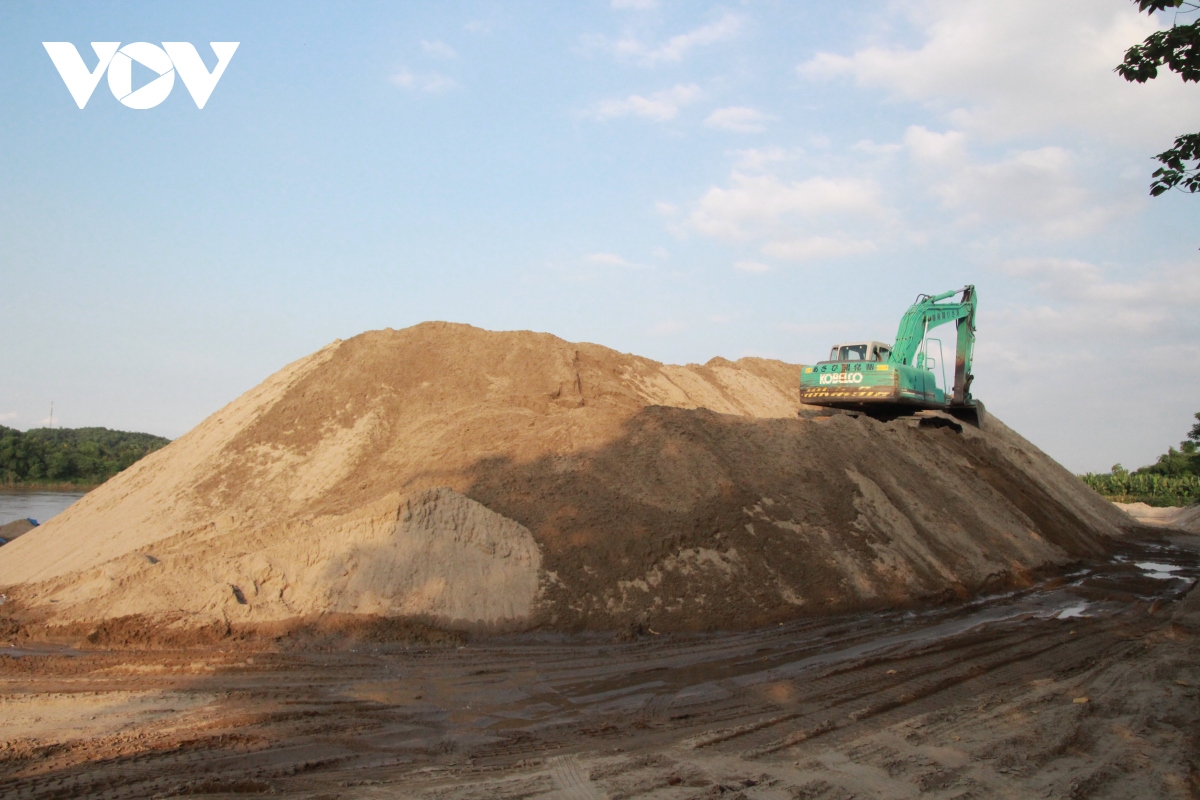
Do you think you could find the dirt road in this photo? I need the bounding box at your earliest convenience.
[2,530,1197,799]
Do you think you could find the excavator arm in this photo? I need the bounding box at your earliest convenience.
[888,286,977,406]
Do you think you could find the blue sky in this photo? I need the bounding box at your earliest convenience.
[1,0,1197,473]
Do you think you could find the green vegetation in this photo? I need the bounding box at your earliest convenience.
[1081,471,1200,507]
[1081,412,1200,506]
[0,426,171,487]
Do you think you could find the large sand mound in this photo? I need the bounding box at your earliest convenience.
[0,323,1130,634]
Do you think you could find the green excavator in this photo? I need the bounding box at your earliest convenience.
[798,285,983,424]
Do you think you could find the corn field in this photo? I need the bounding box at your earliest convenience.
[1080,472,1200,507]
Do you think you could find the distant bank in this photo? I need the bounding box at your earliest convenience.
[1080,411,1200,508]
[0,426,170,488]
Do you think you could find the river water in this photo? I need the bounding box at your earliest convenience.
[0,490,87,526]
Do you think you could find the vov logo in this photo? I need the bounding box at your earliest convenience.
[43,42,239,109]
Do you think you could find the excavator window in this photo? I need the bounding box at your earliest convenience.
[825,343,892,363]
[835,344,869,361]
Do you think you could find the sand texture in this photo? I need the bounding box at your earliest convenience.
[0,519,36,542]
[0,322,1130,633]
[1116,501,1200,533]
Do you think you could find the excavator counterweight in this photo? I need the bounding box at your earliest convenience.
[798,286,983,425]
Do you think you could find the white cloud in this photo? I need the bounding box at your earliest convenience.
[420,40,457,59]
[904,126,968,164]
[0,412,16,422]
[650,319,687,335]
[675,167,888,262]
[998,257,1200,315]
[689,172,884,240]
[904,125,1130,237]
[797,0,1200,146]
[705,106,773,133]
[734,260,771,273]
[852,139,905,156]
[587,84,702,122]
[977,255,1200,471]
[676,168,887,262]
[612,0,657,8]
[730,147,803,171]
[586,252,647,269]
[598,13,743,66]
[981,257,1200,390]
[762,237,877,261]
[978,254,1200,471]
[652,246,670,259]
[390,68,459,93]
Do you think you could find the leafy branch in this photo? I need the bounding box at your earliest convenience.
[1117,0,1200,195]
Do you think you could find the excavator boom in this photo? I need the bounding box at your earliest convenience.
[888,285,976,405]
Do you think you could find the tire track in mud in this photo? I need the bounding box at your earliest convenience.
[547,754,604,800]
[724,626,1086,758]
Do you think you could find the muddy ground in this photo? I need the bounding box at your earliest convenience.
[1,529,1198,800]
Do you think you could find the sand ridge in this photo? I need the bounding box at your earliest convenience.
[0,322,1131,633]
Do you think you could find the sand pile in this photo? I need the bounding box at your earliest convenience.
[1115,502,1200,533]
[0,519,36,542]
[0,323,1130,636]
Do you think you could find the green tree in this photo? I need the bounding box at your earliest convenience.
[1117,1,1200,195]
[1139,411,1200,476]
[0,426,170,486]
[1080,412,1200,505]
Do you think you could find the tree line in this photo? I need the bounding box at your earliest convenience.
[0,426,170,486]
[1081,412,1200,506]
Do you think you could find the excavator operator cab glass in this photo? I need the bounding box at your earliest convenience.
[833,343,870,361]
[824,341,891,364]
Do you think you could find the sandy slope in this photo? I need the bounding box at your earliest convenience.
[0,323,1130,633]
[1116,501,1200,533]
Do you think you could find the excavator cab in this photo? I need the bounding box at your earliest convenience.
[826,342,891,363]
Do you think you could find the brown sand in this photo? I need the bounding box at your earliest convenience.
[1116,501,1200,533]
[0,322,1130,635]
